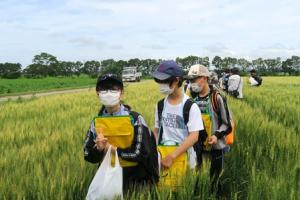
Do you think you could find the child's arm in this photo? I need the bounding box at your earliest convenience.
[83,121,105,163]
[214,94,231,139]
[115,115,150,162]
[161,103,203,168]
[161,131,198,168]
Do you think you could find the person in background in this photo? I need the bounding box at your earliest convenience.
[228,67,243,99]
[184,64,232,194]
[219,68,231,92]
[249,69,263,87]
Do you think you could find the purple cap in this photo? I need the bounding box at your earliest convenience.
[152,60,184,80]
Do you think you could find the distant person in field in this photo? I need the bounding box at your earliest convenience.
[219,68,231,92]
[209,71,220,86]
[83,73,158,191]
[152,60,205,171]
[228,67,243,99]
[248,69,263,87]
[184,64,233,194]
[183,79,190,93]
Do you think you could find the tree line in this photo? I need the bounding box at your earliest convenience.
[0,52,299,79]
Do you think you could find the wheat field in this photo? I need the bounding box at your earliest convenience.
[0,77,299,200]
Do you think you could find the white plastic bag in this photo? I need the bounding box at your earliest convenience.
[86,146,123,200]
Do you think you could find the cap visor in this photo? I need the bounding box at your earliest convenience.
[152,71,172,80]
[183,75,199,80]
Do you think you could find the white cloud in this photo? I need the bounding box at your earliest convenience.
[0,0,299,66]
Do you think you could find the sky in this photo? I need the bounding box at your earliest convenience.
[0,0,300,67]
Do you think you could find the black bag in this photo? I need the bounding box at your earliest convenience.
[254,76,262,86]
[229,90,239,98]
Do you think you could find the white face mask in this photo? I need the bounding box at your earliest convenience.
[99,91,121,107]
[159,83,174,95]
[190,83,202,93]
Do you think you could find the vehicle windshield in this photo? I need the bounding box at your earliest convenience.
[123,69,135,75]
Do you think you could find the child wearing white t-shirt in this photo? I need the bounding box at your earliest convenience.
[152,60,205,169]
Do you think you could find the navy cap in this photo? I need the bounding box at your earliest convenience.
[152,60,184,80]
[97,73,123,85]
[96,73,123,91]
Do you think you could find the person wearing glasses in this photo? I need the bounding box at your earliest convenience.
[83,73,159,191]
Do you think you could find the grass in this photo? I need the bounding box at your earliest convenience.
[0,76,97,96]
[0,77,299,199]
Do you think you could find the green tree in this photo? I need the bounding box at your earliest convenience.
[212,56,222,69]
[0,63,22,79]
[237,58,251,72]
[23,64,46,78]
[32,52,59,76]
[82,61,101,78]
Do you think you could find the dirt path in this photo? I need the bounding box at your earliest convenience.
[0,88,92,102]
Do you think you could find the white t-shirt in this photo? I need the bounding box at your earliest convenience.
[155,94,204,168]
[228,74,243,98]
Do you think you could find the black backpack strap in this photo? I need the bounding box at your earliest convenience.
[129,110,139,124]
[157,98,165,144]
[157,98,164,124]
[98,106,106,116]
[183,99,194,125]
[183,98,202,167]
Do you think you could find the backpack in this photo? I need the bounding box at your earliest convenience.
[222,74,230,92]
[210,90,234,145]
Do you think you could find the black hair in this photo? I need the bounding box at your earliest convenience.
[224,68,231,73]
[154,76,183,88]
[231,67,240,75]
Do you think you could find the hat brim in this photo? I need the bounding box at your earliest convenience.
[152,71,172,80]
[184,74,210,80]
[184,75,200,80]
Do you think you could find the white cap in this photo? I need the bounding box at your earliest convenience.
[184,64,210,79]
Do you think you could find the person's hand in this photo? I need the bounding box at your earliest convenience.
[99,139,117,154]
[161,154,175,169]
[208,135,218,145]
[94,128,108,151]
